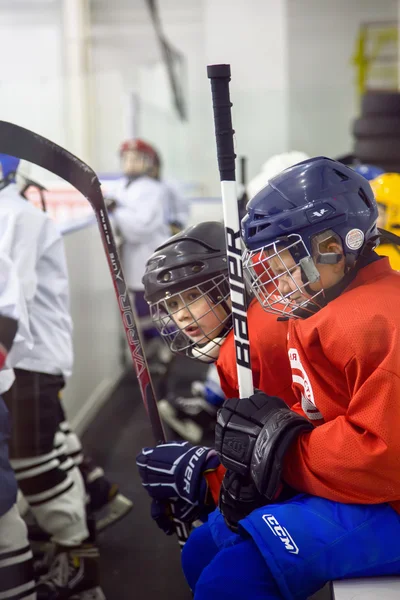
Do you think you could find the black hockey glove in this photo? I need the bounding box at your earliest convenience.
[218,470,267,532]
[215,392,313,500]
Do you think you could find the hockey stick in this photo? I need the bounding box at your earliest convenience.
[0,120,190,547]
[207,65,254,398]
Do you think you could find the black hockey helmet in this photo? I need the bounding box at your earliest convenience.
[143,221,228,304]
[143,221,232,363]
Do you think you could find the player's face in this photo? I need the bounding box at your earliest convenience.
[267,245,345,300]
[267,249,306,304]
[165,287,227,343]
[377,203,387,229]
[122,150,148,176]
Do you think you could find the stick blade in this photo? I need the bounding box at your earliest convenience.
[0,120,99,200]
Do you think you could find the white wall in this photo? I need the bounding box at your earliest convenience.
[155,0,290,196]
[0,0,398,184]
[202,0,289,194]
[130,0,399,192]
[89,0,200,185]
[0,2,65,149]
[287,0,398,158]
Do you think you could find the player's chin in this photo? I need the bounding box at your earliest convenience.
[189,333,208,344]
[290,294,308,306]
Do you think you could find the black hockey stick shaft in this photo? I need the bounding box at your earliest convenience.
[238,156,249,220]
[239,156,247,188]
[0,120,190,546]
[207,65,254,398]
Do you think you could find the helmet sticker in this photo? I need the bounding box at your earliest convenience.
[345,228,364,250]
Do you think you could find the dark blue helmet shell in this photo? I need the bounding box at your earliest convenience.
[242,157,378,262]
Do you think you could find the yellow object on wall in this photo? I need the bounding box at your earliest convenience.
[352,22,398,100]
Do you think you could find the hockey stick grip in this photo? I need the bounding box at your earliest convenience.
[207,64,236,182]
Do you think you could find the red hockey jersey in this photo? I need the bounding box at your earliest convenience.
[216,299,296,406]
[283,257,400,513]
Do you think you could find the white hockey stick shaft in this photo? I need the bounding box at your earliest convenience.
[207,64,254,398]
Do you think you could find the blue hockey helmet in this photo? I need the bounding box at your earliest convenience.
[0,154,20,182]
[352,163,384,181]
[242,157,378,318]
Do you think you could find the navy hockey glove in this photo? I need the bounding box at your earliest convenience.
[150,498,203,536]
[215,392,313,500]
[136,441,220,531]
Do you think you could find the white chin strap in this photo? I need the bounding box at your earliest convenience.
[190,337,224,363]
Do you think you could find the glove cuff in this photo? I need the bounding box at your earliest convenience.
[251,410,313,498]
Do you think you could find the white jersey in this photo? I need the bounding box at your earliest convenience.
[0,251,33,394]
[110,175,170,290]
[0,184,73,379]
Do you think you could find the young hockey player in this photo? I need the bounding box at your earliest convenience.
[370,172,400,270]
[175,156,400,600]
[0,155,108,599]
[0,252,36,600]
[137,221,295,534]
[106,139,171,361]
[15,160,133,533]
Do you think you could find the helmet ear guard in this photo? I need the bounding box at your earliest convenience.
[310,230,344,266]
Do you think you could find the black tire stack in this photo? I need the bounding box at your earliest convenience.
[353,91,400,173]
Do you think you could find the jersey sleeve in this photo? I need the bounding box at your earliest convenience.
[283,325,400,505]
[204,464,226,505]
[217,362,239,398]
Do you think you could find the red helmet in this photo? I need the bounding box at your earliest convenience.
[119,138,157,161]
